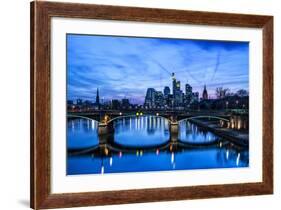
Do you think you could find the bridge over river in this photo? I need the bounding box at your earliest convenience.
[68,110,231,123]
[68,110,231,139]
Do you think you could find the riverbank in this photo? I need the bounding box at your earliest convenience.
[189,119,249,147]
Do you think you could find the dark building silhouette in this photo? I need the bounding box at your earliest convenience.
[95,88,100,109]
[185,83,193,105]
[121,98,130,109]
[163,86,170,97]
[144,88,156,108]
[111,99,121,110]
[202,85,208,100]
[155,91,164,108]
[172,74,182,107]
[76,99,82,105]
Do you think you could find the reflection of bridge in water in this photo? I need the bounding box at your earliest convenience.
[68,136,231,156]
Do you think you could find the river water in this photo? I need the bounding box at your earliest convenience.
[67,116,249,175]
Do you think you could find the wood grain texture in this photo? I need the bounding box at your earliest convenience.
[30,1,274,209]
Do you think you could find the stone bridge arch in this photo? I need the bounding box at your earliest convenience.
[67,114,100,123]
[178,115,230,123]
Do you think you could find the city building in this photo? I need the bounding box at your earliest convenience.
[121,98,130,109]
[111,99,121,110]
[143,74,203,109]
[172,76,182,107]
[185,83,193,105]
[144,88,156,108]
[202,85,208,100]
[192,92,199,102]
[155,91,164,108]
[76,99,83,105]
[163,86,170,97]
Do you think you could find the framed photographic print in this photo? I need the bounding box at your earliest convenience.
[30,1,273,209]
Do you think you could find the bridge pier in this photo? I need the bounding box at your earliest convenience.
[98,123,109,136]
[98,123,114,156]
[169,121,179,143]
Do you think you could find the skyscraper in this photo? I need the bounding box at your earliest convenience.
[202,85,208,100]
[185,83,192,95]
[163,86,170,97]
[155,91,164,108]
[185,83,193,105]
[173,78,181,107]
[163,86,171,107]
[144,88,156,108]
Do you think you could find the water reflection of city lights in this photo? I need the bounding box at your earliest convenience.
[226,149,229,159]
[119,151,122,158]
[236,153,240,166]
[109,157,113,166]
[156,149,159,155]
[101,166,104,174]
[91,121,97,130]
[171,152,174,164]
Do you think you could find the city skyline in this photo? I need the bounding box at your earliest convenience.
[67,34,249,104]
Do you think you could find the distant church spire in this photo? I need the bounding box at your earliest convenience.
[96,88,100,109]
[202,85,208,100]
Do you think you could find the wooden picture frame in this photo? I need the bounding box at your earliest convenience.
[30,1,273,209]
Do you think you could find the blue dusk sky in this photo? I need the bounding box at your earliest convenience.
[67,34,249,104]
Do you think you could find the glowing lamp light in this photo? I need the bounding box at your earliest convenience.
[236,153,241,166]
[104,148,109,156]
[156,149,159,155]
[140,112,143,116]
[136,112,139,116]
[156,113,159,116]
[119,112,122,116]
[119,151,122,158]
